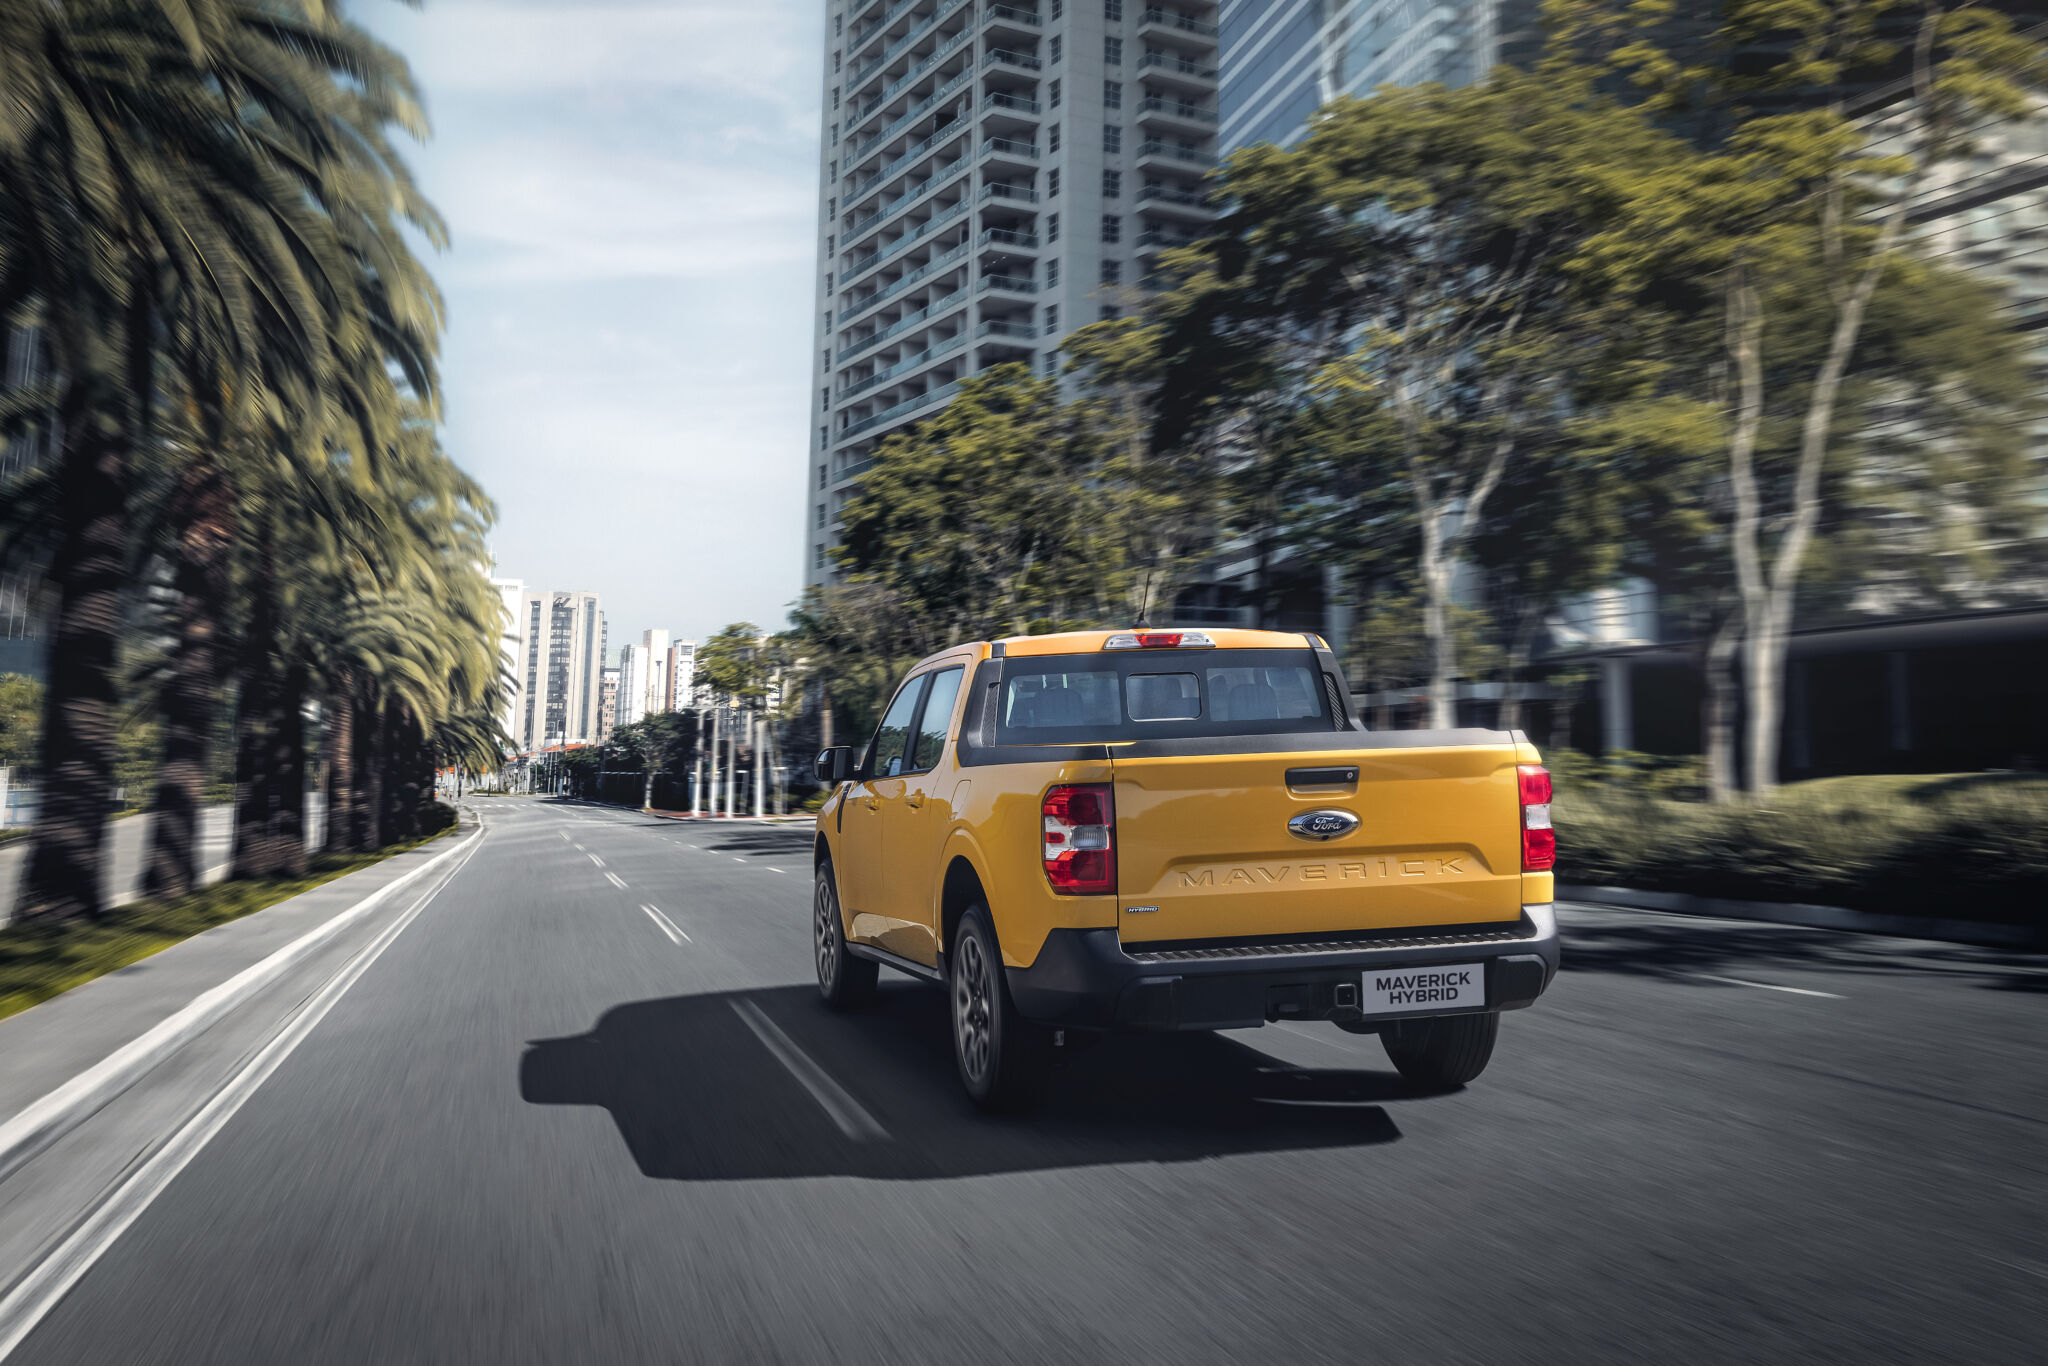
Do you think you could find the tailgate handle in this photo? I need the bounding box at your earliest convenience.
[1286,766,1358,787]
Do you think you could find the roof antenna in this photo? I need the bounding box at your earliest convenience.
[1133,566,1156,630]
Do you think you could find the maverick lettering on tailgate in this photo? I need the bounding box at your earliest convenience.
[1174,854,1473,889]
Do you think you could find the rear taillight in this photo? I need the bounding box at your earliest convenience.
[1043,783,1115,894]
[1519,764,1554,871]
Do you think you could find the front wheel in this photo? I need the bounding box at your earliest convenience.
[1381,1011,1499,1090]
[949,906,1051,1112]
[814,861,877,1009]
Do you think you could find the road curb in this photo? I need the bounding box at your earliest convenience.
[1558,883,2044,950]
[0,823,481,1187]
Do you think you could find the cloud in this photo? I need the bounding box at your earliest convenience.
[433,138,817,285]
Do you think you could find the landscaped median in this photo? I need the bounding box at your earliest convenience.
[1553,767,2048,932]
[0,804,457,1022]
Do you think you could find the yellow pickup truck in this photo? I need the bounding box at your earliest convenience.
[811,627,1558,1110]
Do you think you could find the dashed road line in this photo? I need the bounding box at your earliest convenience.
[587,854,604,867]
[640,905,690,944]
[1691,973,1843,999]
[731,1000,888,1142]
[604,872,627,890]
[767,867,787,874]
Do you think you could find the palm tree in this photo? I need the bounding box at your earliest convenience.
[1,0,442,918]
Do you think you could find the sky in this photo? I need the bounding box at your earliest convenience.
[362,0,824,656]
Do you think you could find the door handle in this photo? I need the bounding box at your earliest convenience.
[904,792,925,810]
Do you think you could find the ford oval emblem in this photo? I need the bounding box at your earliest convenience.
[1289,808,1359,841]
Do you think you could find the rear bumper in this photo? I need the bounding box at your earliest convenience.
[1007,904,1559,1032]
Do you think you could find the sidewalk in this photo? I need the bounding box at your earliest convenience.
[0,819,471,1138]
[1558,883,2044,950]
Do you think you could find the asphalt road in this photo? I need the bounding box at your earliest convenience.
[12,798,2047,1364]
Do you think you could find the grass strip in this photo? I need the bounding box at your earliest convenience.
[0,826,453,1022]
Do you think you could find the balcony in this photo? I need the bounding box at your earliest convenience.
[1135,94,1218,132]
[977,226,1040,250]
[848,0,923,58]
[1138,8,1219,42]
[846,123,971,212]
[1137,49,1218,92]
[850,68,974,162]
[1135,182,1216,218]
[842,199,971,289]
[842,157,970,252]
[981,90,1041,119]
[1136,139,1212,168]
[976,318,1038,342]
[839,380,962,441]
[983,47,1043,74]
[841,331,968,400]
[837,286,969,362]
[841,241,972,325]
[979,135,1040,171]
[1134,228,1203,254]
[978,272,1037,294]
[847,0,976,97]
[978,182,1039,205]
[855,25,977,122]
[983,4,1042,38]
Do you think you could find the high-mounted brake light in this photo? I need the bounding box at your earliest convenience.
[1102,630,1215,650]
[1518,764,1555,871]
[1043,784,1115,894]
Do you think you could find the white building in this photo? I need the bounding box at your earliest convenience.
[514,590,606,752]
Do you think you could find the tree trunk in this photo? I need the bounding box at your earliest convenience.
[322,679,354,854]
[1419,506,1456,730]
[354,692,383,851]
[145,458,234,896]
[1701,609,1741,804]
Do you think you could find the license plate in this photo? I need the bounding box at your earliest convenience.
[1360,962,1485,1014]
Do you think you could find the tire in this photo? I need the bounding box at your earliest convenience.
[1381,1011,1500,1090]
[949,905,1052,1112]
[814,860,877,1009]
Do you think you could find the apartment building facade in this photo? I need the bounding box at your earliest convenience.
[514,590,606,752]
[805,0,1222,589]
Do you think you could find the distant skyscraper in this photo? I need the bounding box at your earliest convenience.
[806,0,1222,589]
[1219,0,1536,153]
[598,666,619,740]
[490,576,527,752]
[516,590,606,750]
[666,639,697,711]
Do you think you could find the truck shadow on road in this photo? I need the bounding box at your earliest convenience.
[520,983,1402,1181]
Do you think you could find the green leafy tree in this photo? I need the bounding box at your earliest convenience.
[0,674,42,770]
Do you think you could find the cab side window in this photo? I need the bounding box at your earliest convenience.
[866,675,928,778]
[908,667,965,772]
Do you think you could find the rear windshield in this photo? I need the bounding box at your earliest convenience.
[994,650,1336,744]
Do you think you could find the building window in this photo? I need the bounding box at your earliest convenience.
[1102,169,1122,198]
[1052,0,1063,15]
[833,50,840,72]
[1101,257,1122,284]
[818,462,828,488]
[1048,122,1061,153]
[1105,36,1122,65]
[815,543,826,569]
[1103,126,1121,154]
[1050,34,1062,63]
[1105,0,1123,18]
[1048,168,1060,197]
[835,14,843,34]
[1047,258,1060,287]
[822,387,831,410]
[1104,80,1122,110]
[1047,211,1060,242]
[830,124,838,144]
[822,348,831,370]
[1050,78,1061,107]
[817,503,827,529]
[1044,350,1060,376]
[1100,302,1120,321]
[1044,304,1059,335]
[832,86,840,108]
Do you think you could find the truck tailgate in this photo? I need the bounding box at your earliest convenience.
[1112,741,1525,944]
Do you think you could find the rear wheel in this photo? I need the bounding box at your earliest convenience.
[1381,1011,1499,1089]
[814,860,876,1009]
[949,905,1051,1112]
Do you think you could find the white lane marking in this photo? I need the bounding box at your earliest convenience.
[730,1000,888,1142]
[559,833,571,842]
[0,822,485,1362]
[766,867,786,874]
[587,854,604,867]
[604,872,627,890]
[640,905,689,944]
[686,844,698,850]
[732,856,746,863]
[1692,972,1843,999]
[573,843,585,851]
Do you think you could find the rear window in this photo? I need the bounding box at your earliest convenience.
[995,650,1335,744]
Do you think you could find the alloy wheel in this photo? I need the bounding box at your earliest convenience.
[814,878,837,990]
[954,932,993,1084]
